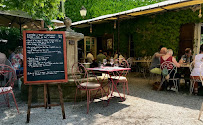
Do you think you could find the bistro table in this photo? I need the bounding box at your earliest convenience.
[87,66,131,104]
[179,63,191,91]
[180,64,190,68]
[133,60,151,63]
[133,60,151,78]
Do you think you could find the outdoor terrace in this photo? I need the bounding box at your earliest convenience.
[0,72,202,125]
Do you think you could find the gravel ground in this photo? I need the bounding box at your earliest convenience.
[0,72,203,125]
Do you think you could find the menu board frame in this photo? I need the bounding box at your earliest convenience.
[23,30,68,84]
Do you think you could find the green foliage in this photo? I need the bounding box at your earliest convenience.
[0,26,22,56]
[0,0,64,20]
[118,9,202,56]
[65,0,166,22]
[75,8,203,57]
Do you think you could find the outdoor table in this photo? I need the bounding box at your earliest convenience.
[180,64,190,68]
[86,66,131,104]
[133,60,151,63]
[179,64,191,86]
[133,60,151,77]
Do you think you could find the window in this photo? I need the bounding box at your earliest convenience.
[84,36,97,58]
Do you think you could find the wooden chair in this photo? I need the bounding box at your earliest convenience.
[158,61,179,92]
[71,62,103,114]
[198,63,203,120]
[126,57,133,70]
[0,64,19,113]
[111,58,130,98]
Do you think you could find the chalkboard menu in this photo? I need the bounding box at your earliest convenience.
[23,31,68,84]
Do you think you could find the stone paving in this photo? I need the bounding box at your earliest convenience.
[0,73,203,125]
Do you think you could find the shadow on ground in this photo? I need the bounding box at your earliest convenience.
[126,72,202,111]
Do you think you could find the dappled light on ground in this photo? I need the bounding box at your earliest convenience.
[0,72,202,125]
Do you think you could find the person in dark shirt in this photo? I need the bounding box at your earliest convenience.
[8,48,15,62]
[96,50,106,63]
[149,47,167,74]
[179,48,193,88]
[179,48,192,64]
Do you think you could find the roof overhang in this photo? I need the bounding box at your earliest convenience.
[70,0,203,28]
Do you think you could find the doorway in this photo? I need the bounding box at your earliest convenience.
[102,34,114,56]
[178,23,194,60]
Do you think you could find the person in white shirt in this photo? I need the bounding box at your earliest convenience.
[191,44,203,94]
[114,51,125,60]
[86,51,94,63]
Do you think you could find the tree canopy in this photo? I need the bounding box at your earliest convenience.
[0,0,166,23]
[65,0,166,22]
[0,0,64,21]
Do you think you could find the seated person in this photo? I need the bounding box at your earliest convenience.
[179,48,193,85]
[149,47,167,74]
[113,51,125,60]
[179,48,193,64]
[96,50,106,64]
[0,52,7,81]
[16,59,23,78]
[103,52,108,60]
[161,49,180,68]
[11,47,23,78]
[8,48,15,62]
[191,44,203,94]
[160,49,180,90]
[86,51,94,63]
[0,52,6,64]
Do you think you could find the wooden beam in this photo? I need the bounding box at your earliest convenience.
[128,8,164,16]
[163,0,203,10]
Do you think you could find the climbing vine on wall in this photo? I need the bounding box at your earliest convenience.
[74,8,203,57]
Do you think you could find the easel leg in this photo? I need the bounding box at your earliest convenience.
[27,85,32,123]
[47,84,51,109]
[44,84,47,109]
[58,83,66,119]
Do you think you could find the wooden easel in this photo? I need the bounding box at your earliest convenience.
[23,30,68,123]
[26,83,66,123]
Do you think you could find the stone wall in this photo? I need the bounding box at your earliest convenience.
[20,77,109,102]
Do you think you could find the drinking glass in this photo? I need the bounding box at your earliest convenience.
[183,57,186,63]
[114,63,118,67]
[110,58,114,67]
[103,59,107,66]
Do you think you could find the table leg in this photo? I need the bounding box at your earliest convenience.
[111,78,124,101]
[107,72,124,105]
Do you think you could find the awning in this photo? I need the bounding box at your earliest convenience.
[0,10,42,30]
[0,10,64,30]
[70,0,203,28]
[0,39,8,43]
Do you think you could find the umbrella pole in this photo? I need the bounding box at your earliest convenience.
[19,23,22,46]
[117,16,120,58]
